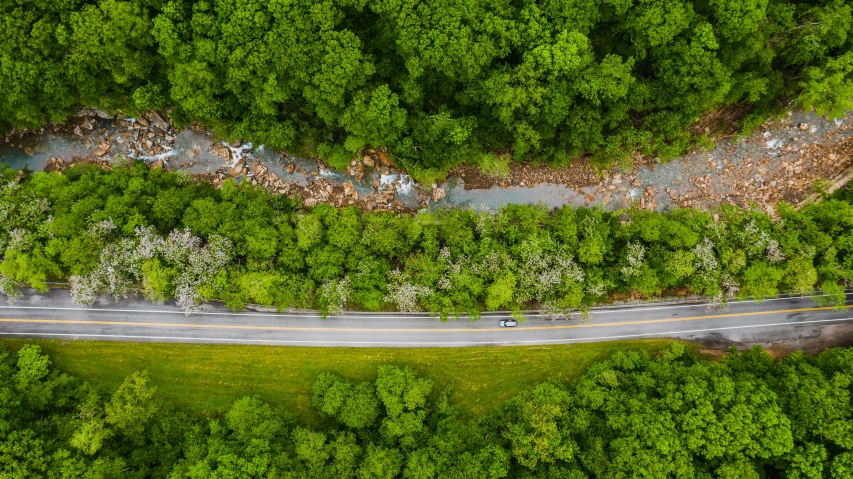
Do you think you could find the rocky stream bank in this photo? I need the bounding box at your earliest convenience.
[2,108,852,214]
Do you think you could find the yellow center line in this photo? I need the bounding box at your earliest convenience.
[0,305,847,333]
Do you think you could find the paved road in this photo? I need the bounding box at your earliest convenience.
[0,289,851,347]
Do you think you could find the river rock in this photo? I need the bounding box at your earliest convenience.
[148,111,169,130]
[432,187,446,202]
[151,159,165,169]
[798,122,809,131]
[363,155,374,167]
[377,149,391,166]
[212,145,231,161]
[669,189,679,200]
[136,117,149,128]
[342,181,355,197]
[229,160,245,176]
[253,160,268,177]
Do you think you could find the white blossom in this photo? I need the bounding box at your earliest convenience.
[319,277,352,317]
[8,229,29,251]
[0,275,21,305]
[706,274,740,312]
[766,238,785,263]
[693,237,718,272]
[87,218,117,239]
[620,243,646,278]
[385,270,432,312]
[70,275,98,307]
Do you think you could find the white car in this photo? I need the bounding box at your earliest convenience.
[499,319,518,327]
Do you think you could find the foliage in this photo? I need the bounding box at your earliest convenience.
[2,342,853,477]
[1,0,852,175]
[2,164,853,317]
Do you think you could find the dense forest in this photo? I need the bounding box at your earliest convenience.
[1,0,852,179]
[1,163,852,317]
[1,342,852,478]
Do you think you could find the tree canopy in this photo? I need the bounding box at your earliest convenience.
[1,0,852,178]
[2,163,853,318]
[2,342,853,477]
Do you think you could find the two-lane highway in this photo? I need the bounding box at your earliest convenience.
[0,289,851,346]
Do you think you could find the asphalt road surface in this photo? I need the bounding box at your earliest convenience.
[0,289,851,347]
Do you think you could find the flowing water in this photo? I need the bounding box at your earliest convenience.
[2,110,852,212]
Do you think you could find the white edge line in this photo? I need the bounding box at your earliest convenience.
[1,317,851,346]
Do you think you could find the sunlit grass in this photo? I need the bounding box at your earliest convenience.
[0,339,687,423]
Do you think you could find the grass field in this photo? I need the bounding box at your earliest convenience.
[0,339,686,424]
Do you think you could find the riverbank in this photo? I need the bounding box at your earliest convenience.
[3,108,852,214]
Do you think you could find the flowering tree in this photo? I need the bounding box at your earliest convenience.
[70,226,231,314]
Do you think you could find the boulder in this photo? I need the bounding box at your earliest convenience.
[342,181,356,197]
[93,109,113,119]
[229,160,245,176]
[151,159,165,169]
[253,160,268,177]
[212,145,231,161]
[432,187,446,202]
[363,155,374,167]
[148,111,169,130]
[377,149,391,166]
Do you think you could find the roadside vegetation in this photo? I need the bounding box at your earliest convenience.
[2,341,852,477]
[0,338,678,422]
[1,0,852,180]
[1,164,851,317]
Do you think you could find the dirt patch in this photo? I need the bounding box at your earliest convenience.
[450,157,604,191]
[695,322,853,357]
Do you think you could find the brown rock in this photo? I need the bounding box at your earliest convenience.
[432,187,446,202]
[798,123,809,131]
[377,149,392,166]
[342,181,356,197]
[669,189,679,200]
[606,185,617,191]
[93,148,108,157]
[151,159,165,169]
[252,160,268,177]
[149,111,169,130]
[213,145,231,161]
[286,163,295,174]
[229,160,245,176]
[135,117,149,128]
[363,155,375,167]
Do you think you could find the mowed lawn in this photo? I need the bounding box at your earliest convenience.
[0,339,685,424]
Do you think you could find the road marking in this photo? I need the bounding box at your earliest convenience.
[2,293,842,319]
[0,305,847,333]
[1,317,851,346]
